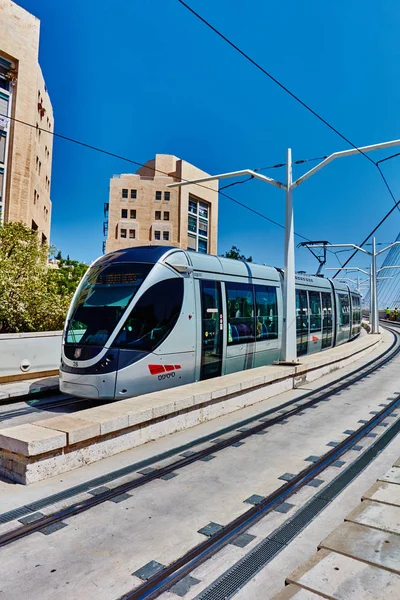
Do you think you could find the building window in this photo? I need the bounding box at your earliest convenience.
[129,229,135,239]
[163,211,169,221]
[188,233,196,250]
[189,198,197,214]
[155,210,161,220]
[187,195,210,254]
[38,161,41,175]
[164,191,170,201]
[154,230,161,240]
[130,209,136,219]
[122,188,128,198]
[31,220,38,231]
[0,132,5,163]
[155,191,162,201]
[163,231,170,241]
[121,208,128,218]
[120,228,127,238]
[198,238,208,253]
[130,189,137,199]
[34,190,37,205]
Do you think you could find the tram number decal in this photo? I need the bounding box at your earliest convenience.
[158,372,175,381]
[73,361,78,368]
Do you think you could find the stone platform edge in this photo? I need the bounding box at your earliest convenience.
[273,454,400,600]
[0,369,59,386]
[0,333,381,484]
[0,374,59,403]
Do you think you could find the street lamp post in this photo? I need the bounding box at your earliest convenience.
[168,138,400,361]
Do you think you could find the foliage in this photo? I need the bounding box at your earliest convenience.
[221,245,253,262]
[0,222,87,333]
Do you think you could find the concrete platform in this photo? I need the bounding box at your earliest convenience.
[273,455,400,599]
[0,332,381,484]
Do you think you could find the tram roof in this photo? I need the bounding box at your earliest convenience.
[95,245,177,266]
[96,246,359,294]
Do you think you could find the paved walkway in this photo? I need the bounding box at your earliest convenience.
[0,375,59,401]
[274,455,400,599]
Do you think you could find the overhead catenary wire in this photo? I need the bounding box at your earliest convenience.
[177,0,400,260]
[176,0,375,165]
[331,196,400,277]
[0,112,314,243]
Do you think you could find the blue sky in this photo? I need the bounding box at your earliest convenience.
[17,0,400,272]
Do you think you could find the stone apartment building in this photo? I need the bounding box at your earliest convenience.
[105,154,219,255]
[0,0,54,243]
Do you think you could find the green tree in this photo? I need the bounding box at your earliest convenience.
[221,245,253,262]
[0,222,87,333]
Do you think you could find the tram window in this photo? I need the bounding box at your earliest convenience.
[308,291,321,332]
[226,282,254,345]
[338,293,350,326]
[255,285,278,339]
[65,263,152,346]
[113,278,184,351]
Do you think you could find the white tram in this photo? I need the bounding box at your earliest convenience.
[60,246,362,400]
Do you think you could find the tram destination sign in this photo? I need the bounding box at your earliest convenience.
[97,272,138,285]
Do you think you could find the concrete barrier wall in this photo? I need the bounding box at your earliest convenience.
[0,331,62,382]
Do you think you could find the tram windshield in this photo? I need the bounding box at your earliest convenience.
[65,263,152,346]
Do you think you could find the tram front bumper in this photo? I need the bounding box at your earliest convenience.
[60,379,100,399]
[59,370,116,400]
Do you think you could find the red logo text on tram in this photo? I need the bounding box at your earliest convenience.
[148,364,182,380]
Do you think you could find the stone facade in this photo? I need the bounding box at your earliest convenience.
[0,0,53,242]
[105,154,218,255]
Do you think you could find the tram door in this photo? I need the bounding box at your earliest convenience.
[321,292,333,348]
[296,289,308,356]
[200,280,223,380]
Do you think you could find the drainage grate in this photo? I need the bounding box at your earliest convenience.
[270,497,327,545]
[194,416,400,600]
[0,506,31,524]
[195,538,283,600]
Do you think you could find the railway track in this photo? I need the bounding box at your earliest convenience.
[1,324,399,599]
[0,393,113,423]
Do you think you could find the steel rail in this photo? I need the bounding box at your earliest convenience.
[120,385,400,599]
[0,326,399,552]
